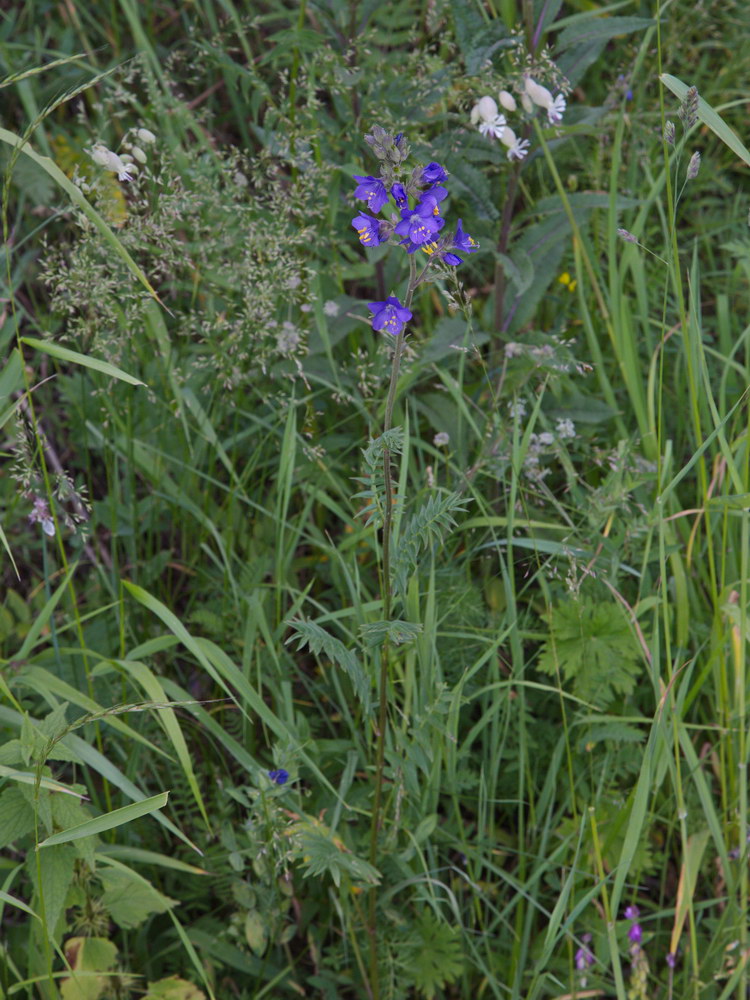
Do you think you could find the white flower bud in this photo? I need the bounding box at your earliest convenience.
[131,145,147,164]
[524,77,566,123]
[498,90,517,113]
[136,127,156,144]
[476,96,499,122]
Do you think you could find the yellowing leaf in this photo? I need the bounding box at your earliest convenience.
[144,976,205,1000]
[52,134,128,227]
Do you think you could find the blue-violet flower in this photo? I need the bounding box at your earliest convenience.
[391,182,408,209]
[268,768,289,785]
[421,161,447,185]
[353,174,389,213]
[368,296,413,337]
[394,196,445,250]
[352,212,385,247]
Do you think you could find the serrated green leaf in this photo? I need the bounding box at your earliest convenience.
[0,787,36,848]
[537,599,644,707]
[99,865,178,929]
[29,843,76,941]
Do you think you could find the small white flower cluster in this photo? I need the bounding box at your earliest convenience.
[470,77,566,161]
[87,127,156,184]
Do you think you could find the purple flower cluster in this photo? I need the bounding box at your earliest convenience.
[350,135,480,337]
[625,904,643,945]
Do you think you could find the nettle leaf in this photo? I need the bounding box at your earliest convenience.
[28,843,77,942]
[405,911,463,999]
[0,787,36,848]
[99,866,177,929]
[537,599,644,707]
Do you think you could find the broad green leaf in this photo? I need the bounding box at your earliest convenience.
[244,910,268,956]
[29,843,76,940]
[660,74,750,168]
[144,977,205,1000]
[61,936,118,1000]
[39,792,169,847]
[21,338,144,386]
[0,787,36,848]
[98,863,178,929]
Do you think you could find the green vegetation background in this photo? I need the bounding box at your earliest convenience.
[1,1,750,999]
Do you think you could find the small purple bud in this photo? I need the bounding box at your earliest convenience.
[624,905,640,920]
[626,89,633,101]
[628,923,643,945]
[617,227,638,244]
[666,951,677,968]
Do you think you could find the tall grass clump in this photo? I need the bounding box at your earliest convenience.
[1,1,750,999]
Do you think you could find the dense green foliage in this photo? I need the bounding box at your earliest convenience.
[2,1,750,998]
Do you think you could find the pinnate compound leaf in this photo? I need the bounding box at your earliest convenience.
[289,820,380,888]
[285,618,370,711]
[392,491,469,595]
[359,619,423,648]
[537,599,643,707]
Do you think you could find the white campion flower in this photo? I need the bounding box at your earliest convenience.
[524,76,566,124]
[89,143,135,181]
[499,126,530,161]
[498,90,517,113]
[471,96,506,139]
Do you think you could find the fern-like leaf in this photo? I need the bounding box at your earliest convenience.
[351,427,405,527]
[285,618,370,711]
[392,491,469,595]
[359,619,423,649]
